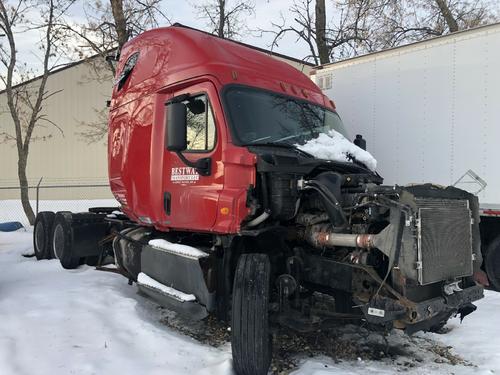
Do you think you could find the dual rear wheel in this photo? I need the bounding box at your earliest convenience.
[33,211,55,260]
[33,211,81,269]
[52,212,80,269]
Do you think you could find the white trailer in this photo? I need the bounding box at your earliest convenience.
[313,22,500,288]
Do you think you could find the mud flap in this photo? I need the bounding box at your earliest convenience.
[458,303,477,323]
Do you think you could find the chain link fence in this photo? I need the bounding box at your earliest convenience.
[0,181,118,227]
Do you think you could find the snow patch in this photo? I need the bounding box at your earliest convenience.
[0,231,232,375]
[296,129,377,171]
[137,272,196,302]
[148,239,208,259]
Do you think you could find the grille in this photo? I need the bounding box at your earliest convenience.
[416,199,473,285]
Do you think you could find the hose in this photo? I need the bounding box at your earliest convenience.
[246,209,271,227]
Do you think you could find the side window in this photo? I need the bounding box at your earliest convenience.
[117,52,139,91]
[184,95,216,152]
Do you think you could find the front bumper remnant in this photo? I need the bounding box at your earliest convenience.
[357,284,484,333]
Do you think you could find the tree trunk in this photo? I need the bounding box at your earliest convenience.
[218,0,225,38]
[110,0,128,51]
[434,0,459,32]
[17,155,35,225]
[315,0,330,64]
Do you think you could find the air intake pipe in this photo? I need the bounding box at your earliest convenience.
[300,223,400,258]
[303,225,376,249]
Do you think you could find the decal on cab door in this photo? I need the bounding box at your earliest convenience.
[170,167,199,183]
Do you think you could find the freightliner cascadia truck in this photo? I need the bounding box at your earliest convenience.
[32,25,485,375]
[313,22,500,291]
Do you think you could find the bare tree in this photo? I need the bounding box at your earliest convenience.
[267,0,498,64]
[267,0,385,64]
[374,0,498,48]
[63,0,169,143]
[76,107,109,144]
[62,0,169,76]
[110,0,128,53]
[315,0,329,64]
[434,0,459,32]
[429,0,497,32]
[195,0,255,39]
[0,0,73,224]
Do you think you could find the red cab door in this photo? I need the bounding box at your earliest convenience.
[161,81,224,232]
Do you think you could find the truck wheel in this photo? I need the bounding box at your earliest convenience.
[33,212,55,260]
[52,212,80,269]
[485,235,500,291]
[231,254,272,375]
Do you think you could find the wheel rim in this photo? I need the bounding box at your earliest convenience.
[53,224,65,260]
[34,221,45,254]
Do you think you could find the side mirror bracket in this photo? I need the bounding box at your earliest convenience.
[175,152,211,176]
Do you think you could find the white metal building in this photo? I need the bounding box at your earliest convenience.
[313,23,500,209]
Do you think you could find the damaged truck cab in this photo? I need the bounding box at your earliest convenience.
[37,25,483,375]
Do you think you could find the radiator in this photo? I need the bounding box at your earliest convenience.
[416,198,473,285]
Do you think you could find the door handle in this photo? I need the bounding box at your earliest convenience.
[164,192,171,216]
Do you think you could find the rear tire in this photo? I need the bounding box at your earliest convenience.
[33,212,55,260]
[231,254,272,375]
[52,212,80,269]
[485,235,500,291]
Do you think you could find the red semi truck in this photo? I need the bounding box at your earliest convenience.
[33,25,484,375]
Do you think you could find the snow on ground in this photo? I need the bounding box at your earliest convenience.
[0,230,232,375]
[296,130,377,171]
[1,230,499,375]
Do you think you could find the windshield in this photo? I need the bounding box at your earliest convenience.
[223,86,350,146]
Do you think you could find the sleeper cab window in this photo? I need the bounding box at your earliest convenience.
[184,94,216,152]
[117,51,139,90]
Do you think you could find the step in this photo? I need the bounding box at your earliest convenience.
[137,272,208,320]
[148,239,208,259]
[137,272,196,302]
[141,241,215,312]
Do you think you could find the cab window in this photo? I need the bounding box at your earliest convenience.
[117,52,139,90]
[184,94,216,152]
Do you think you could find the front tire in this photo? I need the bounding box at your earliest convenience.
[52,212,80,269]
[33,212,55,260]
[231,254,272,375]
